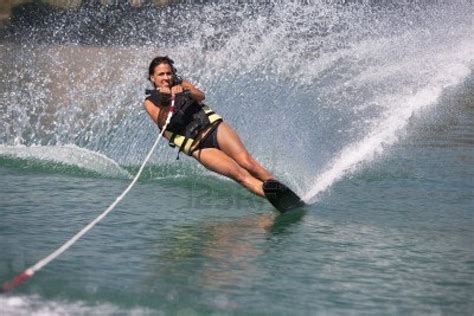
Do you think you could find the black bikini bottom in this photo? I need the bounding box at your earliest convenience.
[196,121,222,151]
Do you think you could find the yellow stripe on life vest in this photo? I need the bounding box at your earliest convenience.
[164,105,222,156]
[203,105,222,124]
[164,131,194,155]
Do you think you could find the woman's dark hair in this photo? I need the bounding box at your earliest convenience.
[148,56,182,85]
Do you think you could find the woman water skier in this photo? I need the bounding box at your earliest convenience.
[144,56,274,197]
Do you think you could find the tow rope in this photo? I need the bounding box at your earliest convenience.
[1,95,176,293]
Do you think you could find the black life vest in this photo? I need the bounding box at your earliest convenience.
[145,89,222,155]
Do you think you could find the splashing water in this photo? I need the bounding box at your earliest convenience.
[0,144,131,178]
[0,1,472,201]
[302,63,472,202]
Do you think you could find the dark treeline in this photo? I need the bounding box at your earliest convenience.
[0,0,185,45]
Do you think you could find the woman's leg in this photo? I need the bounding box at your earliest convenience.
[193,148,265,197]
[215,122,274,182]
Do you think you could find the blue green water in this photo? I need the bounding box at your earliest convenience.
[1,1,473,315]
[1,85,473,315]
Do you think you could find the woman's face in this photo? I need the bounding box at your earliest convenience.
[150,63,173,89]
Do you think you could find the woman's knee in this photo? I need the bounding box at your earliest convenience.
[236,152,259,173]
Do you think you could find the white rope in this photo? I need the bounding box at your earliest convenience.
[2,96,176,290]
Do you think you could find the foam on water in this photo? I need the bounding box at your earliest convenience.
[0,295,154,316]
[0,144,131,178]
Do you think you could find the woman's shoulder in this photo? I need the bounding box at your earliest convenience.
[145,89,162,107]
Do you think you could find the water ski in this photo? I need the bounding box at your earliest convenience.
[263,179,306,213]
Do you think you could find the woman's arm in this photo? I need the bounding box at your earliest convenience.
[144,99,160,126]
[180,80,205,102]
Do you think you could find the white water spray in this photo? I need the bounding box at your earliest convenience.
[303,63,472,203]
[1,0,472,196]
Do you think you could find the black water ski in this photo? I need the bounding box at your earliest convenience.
[263,180,306,212]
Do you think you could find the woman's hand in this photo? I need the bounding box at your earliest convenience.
[171,85,184,95]
[158,86,170,94]
[160,81,205,102]
[159,85,184,96]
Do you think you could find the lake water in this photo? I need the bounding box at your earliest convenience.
[1,1,473,315]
